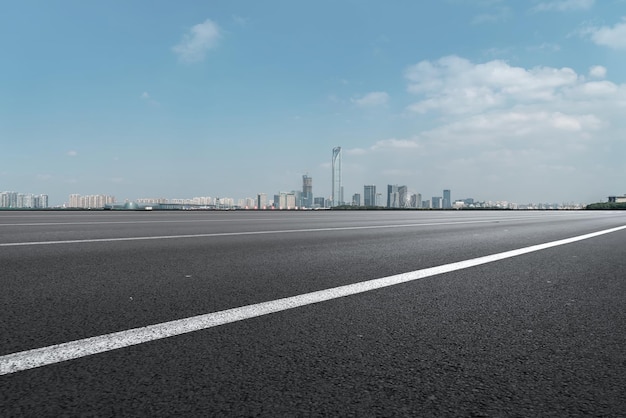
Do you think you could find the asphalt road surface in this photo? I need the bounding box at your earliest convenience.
[1,210,625,417]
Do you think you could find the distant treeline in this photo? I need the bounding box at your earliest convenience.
[585,202,626,210]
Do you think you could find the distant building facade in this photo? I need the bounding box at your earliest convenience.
[443,189,451,209]
[68,194,115,209]
[0,191,48,208]
[398,185,408,208]
[302,175,313,208]
[364,185,376,207]
[387,184,399,208]
[410,193,421,208]
[257,193,268,209]
[273,192,296,209]
[274,193,286,209]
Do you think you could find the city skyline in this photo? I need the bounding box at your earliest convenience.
[2,2,626,206]
[0,155,601,210]
[0,145,602,211]
[1,142,610,209]
[0,186,589,210]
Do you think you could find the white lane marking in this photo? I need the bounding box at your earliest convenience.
[0,219,498,247]
[0,216,591,247]
[0,211,601,227]
[0,218,310,227]
[1,224,625,375]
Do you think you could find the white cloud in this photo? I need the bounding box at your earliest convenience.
[172,19,221,63]
[67,150,78,157]
[405,56,578,115]
[583,17,626,50]
[417,111,602,147]
[403,57,620,134]
[532,0,595,12]
[352,91,389,107]
[589,65,607,78]
[572,81,621,98]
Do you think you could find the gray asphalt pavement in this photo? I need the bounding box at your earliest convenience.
[1,210,625,416]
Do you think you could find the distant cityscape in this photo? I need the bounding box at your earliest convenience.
[0,191,49,209]
[0,146,603,211]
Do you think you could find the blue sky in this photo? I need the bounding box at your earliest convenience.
[2,0,625,206]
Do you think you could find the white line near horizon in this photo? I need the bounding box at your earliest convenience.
[0,216,590,247]
[0,211,585,227]
[0,219,495,247]
[0,219,276,227]
[2,224,625,375]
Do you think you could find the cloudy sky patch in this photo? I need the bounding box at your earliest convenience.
[583,17,626,50]
[172,19,221,63]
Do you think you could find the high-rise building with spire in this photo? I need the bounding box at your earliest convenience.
[331,147,342,206]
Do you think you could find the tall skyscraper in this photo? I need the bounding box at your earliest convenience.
[5,191,18,208]
[340,186,344,206]
[332,147,342,206]
[443,189,451,209]
[387,184,399,208]
[69,194,81,208]
[364,185,376,207]
[376,193,383,207]
[257,193,267,210]
[398,185,408,208]
[352,193,361,206]
[302,175,313,208]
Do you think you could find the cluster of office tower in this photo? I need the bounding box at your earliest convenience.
[329,146,452,209]
[260,146,453,210]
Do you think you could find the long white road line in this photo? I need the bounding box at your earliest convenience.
[0,211,598,226]
[0,216,594,247]
[2,225,624,375]
[0,219,500,246]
